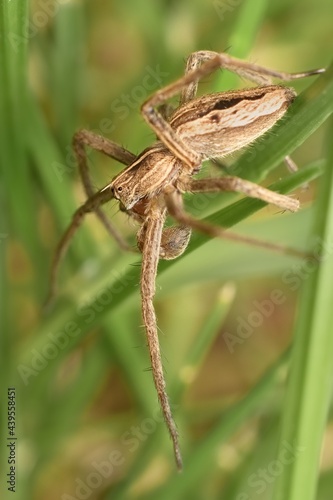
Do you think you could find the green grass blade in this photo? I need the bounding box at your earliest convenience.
[171,284,236,402]
[216,0,268,90]
[317,469,333,500]
[26,93,95,264]
[102,307,159,415]
[227,0,268,57]
[272,121,333,498]
[51,2,85,148]
[27,93,82,227]
[20,160,322,380]
[104,285,236,495]
[0,3,30,498]
[0,0,39,266]
[154,350,291,500]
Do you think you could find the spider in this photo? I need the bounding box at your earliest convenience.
[46,51,324,470]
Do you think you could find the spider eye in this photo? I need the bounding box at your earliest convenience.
[110,184,123,199]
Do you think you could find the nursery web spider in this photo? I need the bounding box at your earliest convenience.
[47,51,324,470]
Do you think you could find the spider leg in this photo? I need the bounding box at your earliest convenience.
[73,129,137,250]
[181,51,325,102]
[164,187,305,259]
[45,188,114,308]
[140,199,183,470]
[46,131,138,308]
[141,51,324,170]
[185,176,299,212]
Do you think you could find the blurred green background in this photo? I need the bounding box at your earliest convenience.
[1,0,333,499]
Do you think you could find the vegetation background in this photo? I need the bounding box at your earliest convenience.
[1,0,333,499]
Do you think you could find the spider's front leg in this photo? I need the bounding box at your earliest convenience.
[141,55,223,170]
[138,199,183,470]
[46,131,137,307]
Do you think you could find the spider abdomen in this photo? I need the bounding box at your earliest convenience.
[170,85,296,158]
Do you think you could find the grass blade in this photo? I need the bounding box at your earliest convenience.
[272,122,333,499]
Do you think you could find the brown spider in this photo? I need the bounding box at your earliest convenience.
[46,51,324,470]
